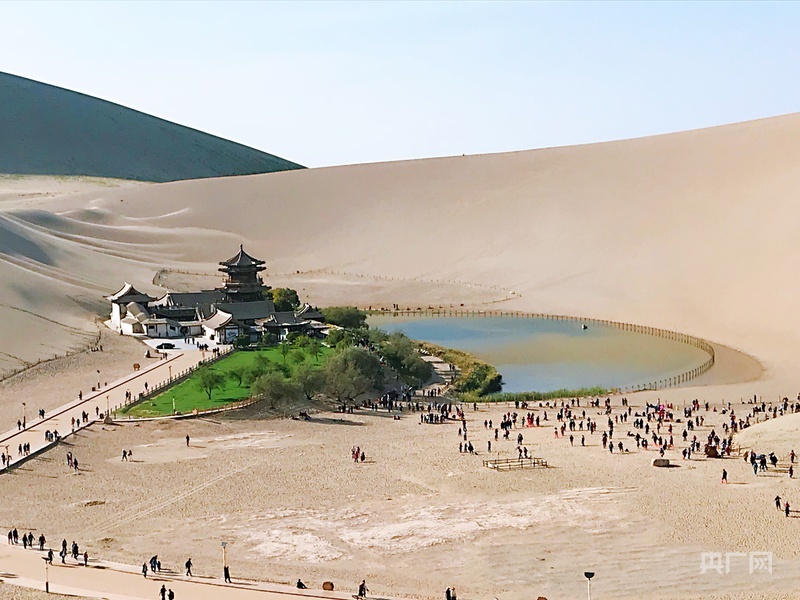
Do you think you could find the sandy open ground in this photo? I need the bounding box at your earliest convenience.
[3,116,800,598]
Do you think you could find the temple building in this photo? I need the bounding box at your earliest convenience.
[106,246,325,343]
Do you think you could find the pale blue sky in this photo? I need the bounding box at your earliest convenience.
[2,1,799,167]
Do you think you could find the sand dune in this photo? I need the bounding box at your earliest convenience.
[0,113,798,388]
[0,72,303,182]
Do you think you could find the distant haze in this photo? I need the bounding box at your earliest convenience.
[0,72,303,182]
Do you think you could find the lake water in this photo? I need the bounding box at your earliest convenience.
[368,315,711,393]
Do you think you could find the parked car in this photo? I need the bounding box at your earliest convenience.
[156,342,176,350]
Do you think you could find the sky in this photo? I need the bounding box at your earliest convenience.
[2,1,800,168]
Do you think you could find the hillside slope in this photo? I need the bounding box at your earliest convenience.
[0,72,303,182]
[0,114,798,394]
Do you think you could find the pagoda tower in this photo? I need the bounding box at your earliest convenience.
[218,245,270,303]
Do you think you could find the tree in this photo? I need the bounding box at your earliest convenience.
[380,332,432,386]
[289,348,306,365]
[287,331,305,346]
[272,288,300,312]
[293,363,326,400]
[320,306,367,329]
[228,365,249,388]
[196,366,225,400]
[323,361,370,402]
[261,331,278,346]
[307,338,322,363]
[252,372,301,409]
[279,341,291,363]
[233,334,250,349]
[322,347,382,401]
[325,328,348,348]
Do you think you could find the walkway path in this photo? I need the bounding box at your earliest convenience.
[0,543,365,600]
[0,348,215,472]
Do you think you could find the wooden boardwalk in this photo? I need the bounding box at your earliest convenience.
[483,456,548,470]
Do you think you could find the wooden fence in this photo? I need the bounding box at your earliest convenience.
[113,346,236,418]
[369,309,715,393]
[483,456,549,470]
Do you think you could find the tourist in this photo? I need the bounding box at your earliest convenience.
[186,435,190,447]
[160,585,167,600]
[721,469,728,483]
[224,564,231,583]
[786,501,791,518]
[122,449,128,461]
[142,562,148,578]
[84,551,88,566]
[357,580,369,598]
[446,587,452,600]
[297,579,307,589]
[168,589,175,600]
[185,557,193,576]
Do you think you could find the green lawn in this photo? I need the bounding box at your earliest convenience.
[119,345,330,418]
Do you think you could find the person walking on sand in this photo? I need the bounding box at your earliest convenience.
[786,501,791,518]
[357,580,369,598]
[160,585,167,600]
[186,435,190,447]
[224,564,231,583]
[721,469,728,483]
[776,495,782,510]
[168,590,175,600]
[142,562,148,578]
[185,558,193,576]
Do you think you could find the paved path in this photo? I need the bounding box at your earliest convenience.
[0,349,216,471]
[0,543,366,600]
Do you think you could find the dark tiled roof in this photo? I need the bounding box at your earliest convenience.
[220,245,265,268]
[163,290,226,308]
[214,300,276,322]
[107,282,155,304]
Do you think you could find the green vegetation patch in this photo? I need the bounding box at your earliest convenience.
[464,388,610,404]
[119,345,331,418]
[416,341,502,396]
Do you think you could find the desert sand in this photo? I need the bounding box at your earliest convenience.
[2,115,800,599]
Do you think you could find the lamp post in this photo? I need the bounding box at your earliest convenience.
[96,370,101,390]
[221,541,228,580]
[169,365,173,381]
[172,397,176,416]
[22,402,26,428]
[106,396,110,417]
[42,556,49,593]
[584,571,595,600]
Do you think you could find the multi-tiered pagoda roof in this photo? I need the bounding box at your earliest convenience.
[217,244,270,303]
